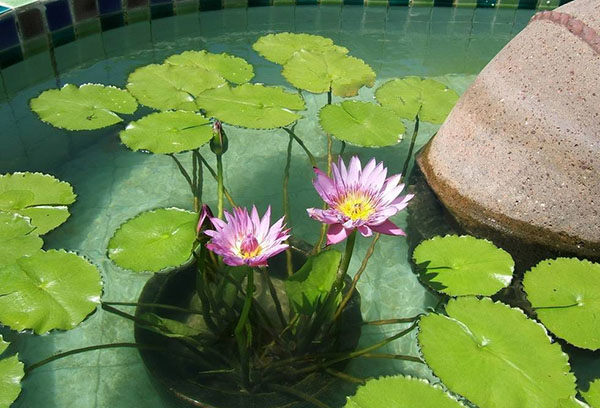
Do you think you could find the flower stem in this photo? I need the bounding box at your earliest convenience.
[216,153,224,219]
[283,133,294,277]
[333,233,379,321]
[193,149,203,212]
[334,229,358,291]
[198,152,236,207]
[400,113,420,182]
[235,268,254,389]
[195,249,219,333]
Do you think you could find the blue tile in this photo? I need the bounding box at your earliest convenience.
[0,6,10,15]
[0,15,19,50]
[0,45,23,68]
[98,0,122,14]
[45,0,73,31]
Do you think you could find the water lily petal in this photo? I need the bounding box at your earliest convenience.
[327,223,351,245]
[371,219,406,236]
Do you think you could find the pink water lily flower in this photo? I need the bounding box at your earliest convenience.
[307,156,414,245]
[205,205,290,267]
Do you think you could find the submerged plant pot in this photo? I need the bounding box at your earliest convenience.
[134,244,362,408]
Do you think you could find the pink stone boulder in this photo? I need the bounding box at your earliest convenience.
[417,0,600,258]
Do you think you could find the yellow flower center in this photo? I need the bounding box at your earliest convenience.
[337,193,375,221]
[239,235,262,259]
[241,245,262,259]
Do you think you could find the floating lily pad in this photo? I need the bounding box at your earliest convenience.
[582,379,600,407]
[523,258,600,350]
[0,172,76,235]
[412,235,514,297]
[0,250,102,334]
[285,250,341,315]
[375,77,459,124]
[119,111,213,154]
[195,84,305,129]
[127,64,226,111]
[0,352,23,408]
[165,50,254,84]
[319,101,404,147]
[252,32,348,65]
[30,84,138,130]
[108,208,198,273]
[418,297,577,408]
[0,212,43,268]
[345,376,465,408]
[282,49,375,97]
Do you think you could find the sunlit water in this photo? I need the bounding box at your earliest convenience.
[0,5,560,407]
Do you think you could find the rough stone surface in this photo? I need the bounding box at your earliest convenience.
[417,0,600,259]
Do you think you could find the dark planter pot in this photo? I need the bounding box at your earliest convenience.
[134,244,362,408]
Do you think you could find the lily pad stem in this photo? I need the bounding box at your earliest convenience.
[400,112,420,182]
[168,153,194,197]
[216,153,224,219]
[197,152,236,207]
[283,127,317,168]
[283,132,294,277]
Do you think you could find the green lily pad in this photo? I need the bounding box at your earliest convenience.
[252,32,348,65]
[0,172,76,235]
[0,250,102,334]
[126,63,226,111]
[375,77,459,124]
[0,353,23,408]
[282,49,376,97]
[582,379,600,407]
[285,250,341,315]
[165,50,254,84]
[0,212,43,268]
[345,376,465,408]
[119,111,213,154]
[108,208,198,273]
[523,258,600,350]
[319,101,404,147]
[0,336,8,355]
[195,84,305,129]
[418,297,577,408]
[412,235,514,297]
[30,84,138,130]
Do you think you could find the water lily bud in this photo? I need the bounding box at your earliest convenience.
[196,204,215,236]
[210,121,228,155]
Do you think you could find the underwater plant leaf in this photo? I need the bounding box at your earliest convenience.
[319,101,404,147]
[412,235,514,297]
[344,375,465,408]
[418,297,577,408]
[252,32,348,65]
[195,83,305,129]
[523,258,600,350]
[127,63,226,111]
[0,172,76,235]
[30,84,138,131]
[282,49,376,97]
[119,111,213,154]
[108,208,198,273]
[0,250,102,334]
[0,212,43,269]
[375,77,459,124]
[0,354,23,408]
[582,379,600,407]
[165,50,254,84]
[138,312,203,338]
[284,249,341,315]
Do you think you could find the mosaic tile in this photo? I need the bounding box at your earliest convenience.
[0,45,23,69]
[73,0,98,20]
[45,0,73,30]
[150,2,173,17]
[100,11,124,29]
[125,6,150,22]
[0,0,37,7]
[0,14,19,49]
[0,6,9,14]
[51,25,75,46]
[98,0,122,14]
[22,35,49,56]
[75,17,101,36]
[17,7,44,39]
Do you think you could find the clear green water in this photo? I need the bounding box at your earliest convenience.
[0,5,557,407]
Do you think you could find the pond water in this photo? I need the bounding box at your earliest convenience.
[4,4,590,408]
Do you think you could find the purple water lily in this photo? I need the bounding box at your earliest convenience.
[205,205,290,267]
[307,156,414,245]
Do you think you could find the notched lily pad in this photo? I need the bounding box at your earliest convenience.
[165,50,254,84]
[376,77,459,124]
[412,235,514,297]
[319,101,404,147]
[582,379,600,407]
[0,339,23,408]
[0,212,43,268]
[282,49,376,97]
[195,83,305,129]
[0,172,76,235]
[524,258,600,350]
[418,297,577,408]
[120,111,213,154]
[127,63,226,111]
[108,208,198,273]
[30,83,137,130]
[252,32,348,65]
[345,375,465,408]
[0,250,103,334]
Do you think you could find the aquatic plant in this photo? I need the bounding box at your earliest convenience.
[0,32,597,408]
